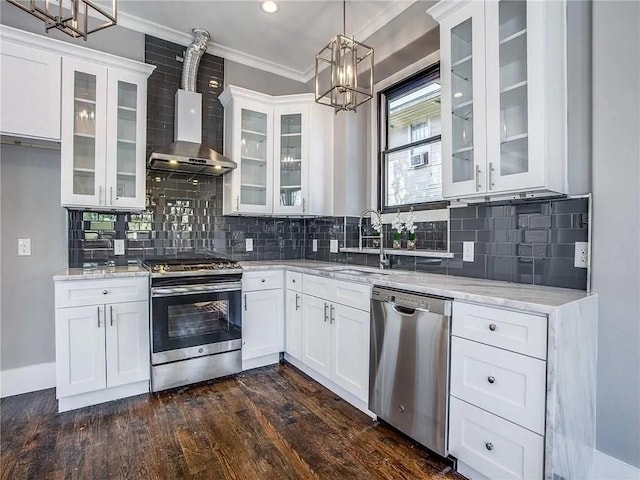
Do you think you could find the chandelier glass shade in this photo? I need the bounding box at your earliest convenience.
[7,0,117,40]
[315,1,374,113]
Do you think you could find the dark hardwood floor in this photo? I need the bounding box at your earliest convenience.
[1,363,463,480]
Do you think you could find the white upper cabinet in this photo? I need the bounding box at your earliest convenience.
[430,0,589,201]
[220,85,333,216]
[0,33,61,141]
[61,58,151,210]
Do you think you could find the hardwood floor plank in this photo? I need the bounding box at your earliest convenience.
[0,363,463,480]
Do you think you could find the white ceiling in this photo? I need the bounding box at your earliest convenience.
[115,0,420,82]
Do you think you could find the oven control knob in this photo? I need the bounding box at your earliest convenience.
[198,348,203,354]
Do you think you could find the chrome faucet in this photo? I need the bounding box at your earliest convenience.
[358,208,389,270]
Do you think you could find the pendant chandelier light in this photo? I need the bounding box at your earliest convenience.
[7,0,117,40]
[315,0,374,114]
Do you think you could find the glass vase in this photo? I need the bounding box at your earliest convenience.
[393,232,402,249]
[407,234,416,250]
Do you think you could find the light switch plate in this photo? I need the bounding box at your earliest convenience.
[18,238,31,256]
[312,239,318,252]
[330,239,338,253]
[245,238,254,252]
[114,239,125,256]
[574,241,588,268]
[463,241,474,262]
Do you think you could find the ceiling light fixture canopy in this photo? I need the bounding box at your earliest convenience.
[315,0,374,114]
[7,0,117,40]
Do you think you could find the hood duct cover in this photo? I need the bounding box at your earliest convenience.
[148,28,236,176]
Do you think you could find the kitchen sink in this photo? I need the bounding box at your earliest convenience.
[324,267,395,276]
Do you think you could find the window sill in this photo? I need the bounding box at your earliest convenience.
[340,247,454,259]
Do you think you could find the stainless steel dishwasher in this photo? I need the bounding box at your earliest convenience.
[369,286,452,458]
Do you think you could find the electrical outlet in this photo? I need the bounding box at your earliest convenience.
[245,238,254,252]
[330,239,338,253]
[312,239,318,252]
[463,241,474,262]
[114,239,125,255]
[574,241,589,268]
[18,238,31,256]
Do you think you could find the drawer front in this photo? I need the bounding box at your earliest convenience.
[449,397,544,480]
[303,273,333,299]
[242,270,284,292]
[286,271,302,292]
[450,337,546,434]
[453,302,547,359]
[332,278,371,312]
[55,277,148,308]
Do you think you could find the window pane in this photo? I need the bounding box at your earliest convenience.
[387,80,441,150]
[385,141,442,207]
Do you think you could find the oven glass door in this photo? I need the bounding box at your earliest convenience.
[152,290,241,354]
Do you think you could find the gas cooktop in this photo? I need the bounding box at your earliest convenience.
[143,258,242,276]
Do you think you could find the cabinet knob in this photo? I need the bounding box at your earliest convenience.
[292,279,295,283]
[102,290,108,295]
[261,279,265,283]
[489,323,497,331]
[485,442,494,451]
[487,376,495,384]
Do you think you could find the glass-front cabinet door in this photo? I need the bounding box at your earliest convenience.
[273,107,307,215]
[234,102,273,214]
[61,59,107,207]
[440,1,487,199]
[485,0,544,192]
[105,70,147,210]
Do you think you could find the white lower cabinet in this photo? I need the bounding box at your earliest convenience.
[449,397,544,480]
[242,289,284,361]
[54,277,149,412]
[285,288,303,361]
[450,300,547,479]
[300,274,371,404]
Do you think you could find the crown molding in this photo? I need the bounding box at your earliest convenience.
[301,0,418,82]
[117,10,308,83]
[118,1,417,86]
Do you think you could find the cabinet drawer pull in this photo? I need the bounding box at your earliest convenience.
[489,162,495,190]
[110,305,114,327]
[244,294,247,311]
[330,304,335,324]
[97,306,101,328]
[487,376,495,384]
[236,196,240,211]
[295,293,300,311]
[99,186,103,205]
[485,442,494,451]
[110,186,114,204]
[475,165,481,192]
[489,323,497,331]
[324,303,328,323]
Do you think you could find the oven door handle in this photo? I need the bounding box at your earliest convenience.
[151,282,242,297]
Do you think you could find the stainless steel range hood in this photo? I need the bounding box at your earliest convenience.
[148,28,236,176]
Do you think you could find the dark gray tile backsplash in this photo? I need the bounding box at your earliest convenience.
[66,35,589,290]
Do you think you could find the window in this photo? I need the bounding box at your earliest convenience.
[379,64,445,212]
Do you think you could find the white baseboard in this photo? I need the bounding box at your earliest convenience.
[1,362,56,398]
[592,450,640,480]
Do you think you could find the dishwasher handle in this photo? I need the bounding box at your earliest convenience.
[390,303,421,316]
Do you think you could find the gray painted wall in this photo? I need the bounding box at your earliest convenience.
[0,146,67,370]
[224,59,310,95]
[592,0,640,469]
[0,2,145,61]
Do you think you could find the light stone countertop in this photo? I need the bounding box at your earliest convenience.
[239,260,591,315]
[53,265,150,281]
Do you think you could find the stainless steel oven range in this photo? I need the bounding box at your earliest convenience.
[145,258,243,392]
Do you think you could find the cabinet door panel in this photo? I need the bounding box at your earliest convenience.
[0,42,61,140]
[301,294,331,377]
[105,70,147,210]
[285,289,303,360]
[55,305,106,397]
[242,289,284,361]
[331,304,370,401]
[106,301,150,388]
[61,58,108,208]
[441,1,487,199]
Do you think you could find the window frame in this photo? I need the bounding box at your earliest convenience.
[377,62,449,214]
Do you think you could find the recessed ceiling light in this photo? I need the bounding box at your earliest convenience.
[261,1,278,14]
